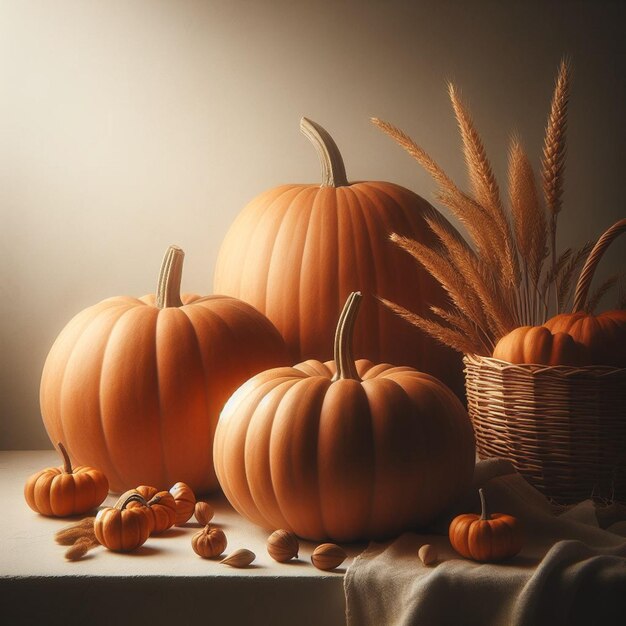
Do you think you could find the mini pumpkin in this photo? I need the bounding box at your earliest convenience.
[94,490,153,552]
[24,442,109,517]
[170,481,196,526]
[191,525,227,559]
[40,245,289,494]
[214,291,475,542]
[128,485,177,534]
[448,488,523,562]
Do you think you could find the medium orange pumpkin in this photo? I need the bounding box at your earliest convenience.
[40,246,289,494]
[213,118,464,398]
[492,326,586,366]
[213,292,475,542]
[449,488,523,562]
[24,442,109,517]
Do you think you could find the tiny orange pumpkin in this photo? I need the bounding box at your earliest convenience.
[449,488,523,562]
[170,481,196,526]
[94,490,153,552]
[129,485,177,534]
[24,442,109,517]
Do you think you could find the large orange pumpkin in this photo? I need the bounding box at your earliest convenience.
[213,292,475,542]
[40,246,289,494]
[213,117,464,398]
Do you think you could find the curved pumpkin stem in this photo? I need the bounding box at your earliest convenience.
[300,117,349,188]
[114,490,149,511]
[478,488,490,521]
[57,442,73,474]
[332,292,362,382]
[156,245,184,309]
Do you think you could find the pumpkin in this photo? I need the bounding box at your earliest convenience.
[449,488,523,562]
[24,442,109,517]
[492,326,586,366]
[40,245,289,494]
[213,117,464,399]
[213,291,475,542]
[94,490,154,552]
[191,525,227,559]
[129,485,177,534]
[170,481,196,525]
[543,310,626,367]
[542,218,626,367]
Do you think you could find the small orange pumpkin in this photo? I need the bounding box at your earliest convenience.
[94,490,153,552]
[542,218,626,367]
[214,291,475,542]
[543,310,626,367]
[170,481,196,526]
[449,488,523,562]
[129,485,177,534]
[492,326,586,365]
[24,442,109,517]
[191,525,227,559]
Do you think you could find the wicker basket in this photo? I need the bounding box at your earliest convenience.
[464,219,626,505]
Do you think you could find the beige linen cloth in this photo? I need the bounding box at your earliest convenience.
[344,459,626,626]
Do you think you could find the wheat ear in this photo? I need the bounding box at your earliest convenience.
[542,57,571,309]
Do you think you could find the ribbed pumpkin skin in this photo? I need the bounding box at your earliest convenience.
[213,359,475,542]
[40,294,289,494]
[24,464,109,517]
[213,182,464,399]
[492,326,586,366]
[543,310,626,367]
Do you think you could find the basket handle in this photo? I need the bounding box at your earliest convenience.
[572,218,626,312]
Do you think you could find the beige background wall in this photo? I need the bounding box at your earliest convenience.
[1,0,625,449]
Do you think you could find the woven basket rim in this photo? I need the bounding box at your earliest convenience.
[463,353,626,377]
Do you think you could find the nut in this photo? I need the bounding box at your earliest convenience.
[220,548,256,568]
[311,543,346,571]
[267,529,299,562]
[418,543,438,566]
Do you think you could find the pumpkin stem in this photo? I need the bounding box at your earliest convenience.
[479,488,490,521]
[156,245,184,309]
[332,292,362,382]
[300,117,349,188]
[57,442,73,474]
[114,490,149,511]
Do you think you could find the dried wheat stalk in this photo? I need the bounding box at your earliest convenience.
[372,59,595,356]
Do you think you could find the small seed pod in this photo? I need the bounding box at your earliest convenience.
[194,501,214,526]
[418,544,438,566]
[311,543,346,571]
[220,548,255,568]
[191,525,227,559]
[267,529,299,562]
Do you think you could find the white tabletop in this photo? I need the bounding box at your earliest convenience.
[1,450,359,626]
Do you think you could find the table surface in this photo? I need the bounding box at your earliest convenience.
[0,450,358,626]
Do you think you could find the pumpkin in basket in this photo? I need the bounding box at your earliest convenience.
[213,117,464,399]
[542,310,626,367]
[492,325,586,366]
[213,292,475,542]
[40,245,289,494]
